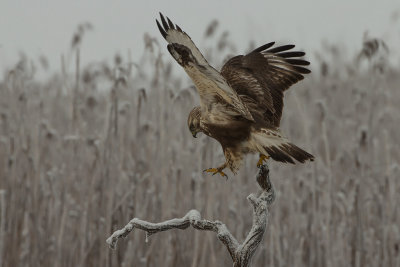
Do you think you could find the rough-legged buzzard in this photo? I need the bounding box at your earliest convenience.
[156,13,314,177]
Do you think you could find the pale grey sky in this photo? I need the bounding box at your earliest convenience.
[0,0,399,77]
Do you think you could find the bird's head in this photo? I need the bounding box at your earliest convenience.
[167,43,197,66]
[187,106,202,138]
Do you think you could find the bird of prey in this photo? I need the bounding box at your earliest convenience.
[156,13,314,177]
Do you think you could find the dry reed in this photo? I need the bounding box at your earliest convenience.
[0,20,399,267]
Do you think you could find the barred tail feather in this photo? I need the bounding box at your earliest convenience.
[264,143,314,164]
[250,129,314,164]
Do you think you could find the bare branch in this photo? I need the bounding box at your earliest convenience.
[234,165,274,266]
[106,209,239,257]
[107,164,275,267]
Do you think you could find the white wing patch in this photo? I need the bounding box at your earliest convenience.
[196,66,254,120]
[184,64,254,121]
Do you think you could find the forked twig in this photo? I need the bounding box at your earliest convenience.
[106,164,275,267]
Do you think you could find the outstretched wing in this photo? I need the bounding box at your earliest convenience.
[220,42,310,127]
[156,13,254,122]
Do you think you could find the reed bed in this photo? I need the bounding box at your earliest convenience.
[0,22,399,267]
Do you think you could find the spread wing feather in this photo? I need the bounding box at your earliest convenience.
[156,13,208,66]
[156,13,254,121]
[220,43,311,127]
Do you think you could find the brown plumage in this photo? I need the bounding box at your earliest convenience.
[157,13,314,177]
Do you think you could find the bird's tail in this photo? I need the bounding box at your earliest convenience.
[251,128,314,164]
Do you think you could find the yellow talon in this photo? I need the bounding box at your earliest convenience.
[257,154,269,167]
[203,168,228,179]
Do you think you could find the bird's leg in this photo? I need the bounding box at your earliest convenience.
[203,162,228,179]
[257,154,270,167]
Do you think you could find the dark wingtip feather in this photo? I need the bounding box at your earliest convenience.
[286,59,310,66]
[156,19,167,39]
[277,51,305,58]
[176,24,183,32]
[266,44,295,53]
[166,16,175,30]
[159,13,169,30]
[293,66,311,74]
[252,42,275,53]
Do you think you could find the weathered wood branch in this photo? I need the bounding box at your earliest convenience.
[106,164,275,267]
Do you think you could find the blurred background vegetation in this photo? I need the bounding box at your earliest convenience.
[0,19,399,267]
